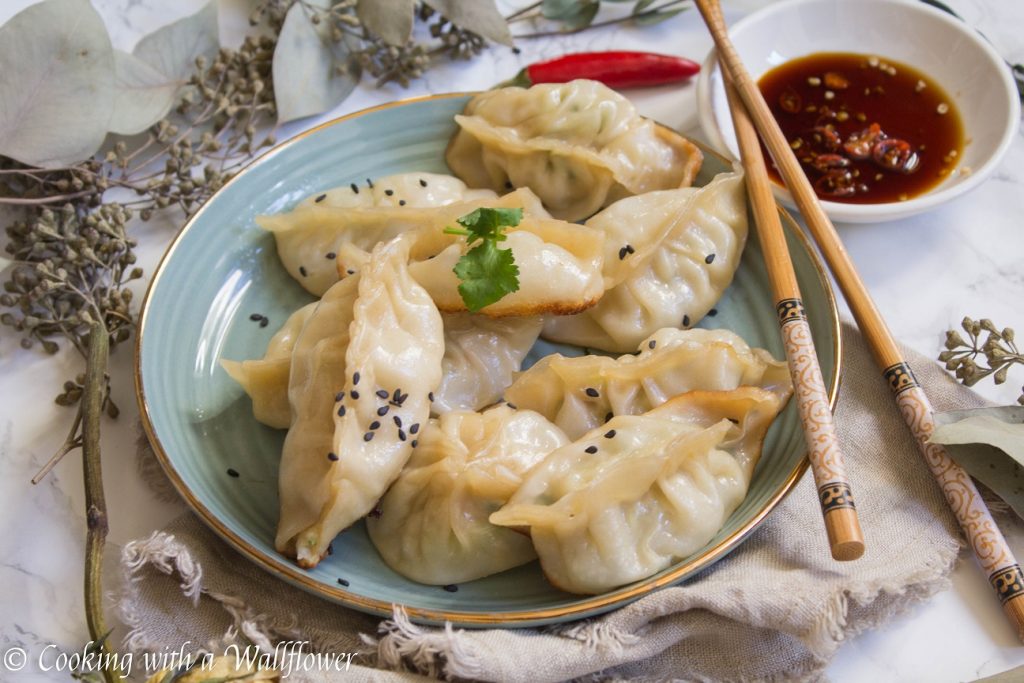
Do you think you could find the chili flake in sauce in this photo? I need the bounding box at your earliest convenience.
[757,52,964,203]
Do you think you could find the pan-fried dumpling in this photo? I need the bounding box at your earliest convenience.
[257,173,497,295]
[446,79,703,221]
[220,301,317,429]
[434,313,543,414]
[407,211,605,317]
[366,405,569,584]
[490,387,784,594]
[504,327,791,439]
[275,276,360,559]
[541,170,748,352]
[281,236,445,567]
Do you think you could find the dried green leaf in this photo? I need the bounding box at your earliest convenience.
[633,7,687,26]
[633,0,657,9]
[273,0,360,123]
[422,0,512,46]
[356,0,415,46]
[0,0,115,167]
[931,406,1024,519]
[109,51,179,135]
[132,2,219,84]
[542,0,590,19]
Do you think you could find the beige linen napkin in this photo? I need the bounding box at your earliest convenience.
[118,322,988,682]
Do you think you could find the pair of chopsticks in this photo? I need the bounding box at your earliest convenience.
[693,0,1024,640]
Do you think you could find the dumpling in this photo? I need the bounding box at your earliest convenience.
[490,387,784,594]
[407,208,605,317]
[275,276,361,559]
[366,405,569,584]
[541,169,748,352]
[446,79,703,221]
[281,236,445,568]
[434,313,543,414]
[504,327,791,439]
[257,173,497,296]
[220,301,317,429]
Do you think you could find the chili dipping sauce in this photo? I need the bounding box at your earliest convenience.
[757,52,964,204]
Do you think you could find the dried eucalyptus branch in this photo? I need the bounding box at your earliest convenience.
[939,317,1024,405]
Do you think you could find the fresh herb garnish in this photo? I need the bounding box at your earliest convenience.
[443,207,522,312]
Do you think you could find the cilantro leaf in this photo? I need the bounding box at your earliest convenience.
[446,207,523,312]
[455,207,522,244]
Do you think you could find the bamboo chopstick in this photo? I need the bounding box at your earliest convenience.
[723,74,864,561]
[694,0,1024,641]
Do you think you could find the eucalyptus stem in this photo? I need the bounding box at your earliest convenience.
[81,322,122,683]
[513,0,689,39]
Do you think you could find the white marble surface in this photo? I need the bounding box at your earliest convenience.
[0,0,1022,681]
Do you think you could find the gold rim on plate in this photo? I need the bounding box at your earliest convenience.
[134,92,843,626]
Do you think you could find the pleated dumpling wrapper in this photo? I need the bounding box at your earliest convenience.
[542,169,748,353]
[277,235,445,567]
[256,172,497,296]
[446,79,703,221]
[220,301,317,429]
[505,327,792,440]
[367,405,569,585]
[490,387,785,594]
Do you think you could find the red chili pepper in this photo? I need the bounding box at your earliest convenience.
[501,51,700,90]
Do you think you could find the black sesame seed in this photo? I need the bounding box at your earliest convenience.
[393,415,403,427]
[682,315,690,327]
[366,177,374,188]
[625,244,635,254]
[376,389,389,399]
[350,183,359,194]
[259,318,268,328]
[338,405,346,417]
[506,402,517,410]
[377,405,389,417]
[605,430,616,438]
[419,178,428,187]
[393,388,401,402]
[428,392,435,402]
[648,340,656,350]
[299,266,308,277]
[335,391,345,402]
[585,387,599,398]
[443,584,458,592]
[708,308,718,317]
[337,578,349,587]
[353,372,361,385]
[315,194,326,203]
[398,429,407,441]
[605,412,614,423]
[326,252,336,260]
[411,440,418,448]
[384,189,394,196]
[399,199,406,206]
[585,445,598,454]
[705,253,716,264]
[249,313,263,321]
[346,269,355,275]
[327,452,339,461]
[226,468,240,478]
[410,423,419,435]
[370,420,380,430]
[618,247,628,260]
[364,432,374,442]
[351,390,360,400]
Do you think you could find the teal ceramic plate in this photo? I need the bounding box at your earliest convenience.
[137,93,841,628]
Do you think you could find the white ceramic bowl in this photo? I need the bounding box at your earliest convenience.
[696,0,1020,224]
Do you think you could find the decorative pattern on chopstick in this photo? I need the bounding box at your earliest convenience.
[992,566,1024,605]
[776,298,806,323]
[894,382,1012,574]
[819,483,855,513]
[883,362,918,394]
